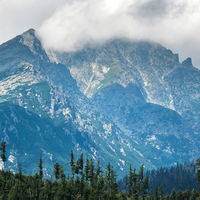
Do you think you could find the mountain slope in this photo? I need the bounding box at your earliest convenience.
[52,38,200,162]
[0,29,200,176]
[0,30,155,175]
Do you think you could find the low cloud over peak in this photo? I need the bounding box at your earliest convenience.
[0,0,200,68]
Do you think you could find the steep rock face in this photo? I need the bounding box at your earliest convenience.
[53,40,179,104]
[0,29,200,176]
[53,40,200,119]
[92,83,197,163]
[52,38,200,162]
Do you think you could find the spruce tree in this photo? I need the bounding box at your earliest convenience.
[138,164,144,198]
[158,184,164,199]
[169,188,176,200]
[176,190,183,200]
[75,153,84,175]
[69,149,75,176]
[105,162,117,198]
[195,157,200,190]
[142,175,149,199]
[53,163,60,180]
[128,164,134,196]
[37,154,43,179]
[155,185,159,200]
[59,165,66,181]
[84,158,90,183]
[178,175,183,191]
[191,188,198,200]
[89,159,95,188]
[0,142,6,170]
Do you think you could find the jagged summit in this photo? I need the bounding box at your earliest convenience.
[19,28,49,60]
[181,57,194,68]
[22,28,35,35]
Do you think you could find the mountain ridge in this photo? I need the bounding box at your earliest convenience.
[0,29,200,176]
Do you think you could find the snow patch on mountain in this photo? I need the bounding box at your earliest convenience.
[120,147,126,156]
[8,155,16,163]
[0,62,39,98]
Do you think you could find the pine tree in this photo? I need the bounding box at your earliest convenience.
[178,175,183,191]
[0,142,6,170]
[53,163,65,181]
[191,188,198,200]
[195,157,200,190]
[89,159,95,188]
[169,188,176,200]
[128,165,134,196]
[182,187,191,199]
[75,153,84,175]
[59,165,66,181]
[142,175,149,199]
[105,162,117,198]
[16,163,23,182]
[93,160,103,196]
[53,163,60,180]
[97,174,105,199]
[37,153,43,179]
[69,149,75,176]
[138,164,145,198]
[148,186,154,200]
[176,190,183,200]
[84,158,90,183]
[155,185,159,200]
[105,162,112,192]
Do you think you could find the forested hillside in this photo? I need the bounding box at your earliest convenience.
[0,142,200,199]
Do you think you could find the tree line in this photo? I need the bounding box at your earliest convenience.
[0,141,200,199]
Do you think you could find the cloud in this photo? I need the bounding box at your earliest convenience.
[36,0,200,68]
[0,0,66,44]
[0,0,200,68]
[130,0,186,20]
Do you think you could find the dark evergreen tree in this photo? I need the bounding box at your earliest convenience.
[53,163,60,180]
[196,157,200,191]
[155,185,159,200]
[69,149,75,176]
[89,159,95,188]
[178,175,183,191]
[142,175,149,199]
[75,153,84,175]
[37,153,43,179]
[84,158,90,183]
[176,190,183,200]
[169,188,176,200]
[182,187,191,199]
[0,142,6,170]
[97,174,105,199]
[191,188,198,200]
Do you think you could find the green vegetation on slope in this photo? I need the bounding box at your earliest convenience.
[0,141,200,199]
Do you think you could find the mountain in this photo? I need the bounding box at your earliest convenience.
[0,29,200,176]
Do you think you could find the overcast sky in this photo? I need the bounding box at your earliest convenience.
[0,0,200,69]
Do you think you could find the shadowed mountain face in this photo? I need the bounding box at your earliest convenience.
[0,29,200,176]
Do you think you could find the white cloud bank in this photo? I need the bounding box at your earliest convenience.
[0,0,66,43]
[1,0,200,68]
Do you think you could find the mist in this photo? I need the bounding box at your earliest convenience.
[0,0,200,68]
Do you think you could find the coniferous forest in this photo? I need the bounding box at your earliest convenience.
[0,142,200,199]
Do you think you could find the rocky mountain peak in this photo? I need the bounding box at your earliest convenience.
[19,29,48,61]
[181,57,193,68]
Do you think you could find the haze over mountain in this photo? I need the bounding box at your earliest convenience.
[0,29,200,177]
[1,0,200,68]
